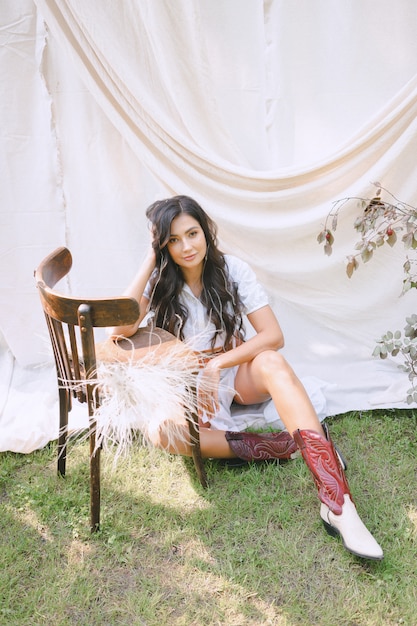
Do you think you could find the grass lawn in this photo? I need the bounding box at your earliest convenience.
[1,409,416,625]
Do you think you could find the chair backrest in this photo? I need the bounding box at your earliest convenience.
[35,246,140,413]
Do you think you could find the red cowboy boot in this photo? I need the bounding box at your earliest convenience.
[293,426,383,560]
[225,430,298,462]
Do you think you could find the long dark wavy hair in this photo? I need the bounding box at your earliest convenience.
[145,195,244,349]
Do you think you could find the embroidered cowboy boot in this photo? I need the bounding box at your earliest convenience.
[225,430,298,462]
[293,426,383,560]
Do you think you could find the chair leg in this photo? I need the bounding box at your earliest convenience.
[57,388,69,476]
[89,424,101,532]
[187,381,208,489]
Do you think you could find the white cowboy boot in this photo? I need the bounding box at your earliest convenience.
[293,426,383,560]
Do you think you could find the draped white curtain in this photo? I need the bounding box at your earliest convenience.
[2,0,417,452]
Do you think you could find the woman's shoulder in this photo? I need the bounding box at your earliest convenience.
[223,254,269,312]
[223,254,255,278]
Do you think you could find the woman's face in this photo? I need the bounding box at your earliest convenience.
[166,213,207,272]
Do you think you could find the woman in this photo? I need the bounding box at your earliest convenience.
[112,195,383,560]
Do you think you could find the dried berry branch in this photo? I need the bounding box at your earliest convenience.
[318,183,417,403]
[317,183,417,290]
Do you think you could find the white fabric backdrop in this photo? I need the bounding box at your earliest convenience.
[1,0,417,452]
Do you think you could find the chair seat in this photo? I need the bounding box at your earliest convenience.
[96,326,198,366]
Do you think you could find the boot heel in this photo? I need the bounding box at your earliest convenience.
[335,445,347,470]
[322,518,339,539]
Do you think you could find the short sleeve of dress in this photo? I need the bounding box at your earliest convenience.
[143,269,159,301]
[225,255,269,315]
[143,280,151,300]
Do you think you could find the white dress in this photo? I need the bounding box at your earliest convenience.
[144,255,328,431]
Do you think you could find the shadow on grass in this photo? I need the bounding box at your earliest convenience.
[1,409,417,625]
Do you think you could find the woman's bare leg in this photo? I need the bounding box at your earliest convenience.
[153,350,318,458]
[152,422,237,458]
[151,349,322,459]
[234,350,325,436]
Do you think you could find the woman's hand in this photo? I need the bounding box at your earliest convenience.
[197,358,221,423]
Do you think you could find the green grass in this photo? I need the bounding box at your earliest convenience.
[1,409,417,625]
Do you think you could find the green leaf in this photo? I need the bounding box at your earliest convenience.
[403,279,412,293]
[361,248,373,263]
[403,232,414,249]
[372,345,382,357]
[346,256,358,278]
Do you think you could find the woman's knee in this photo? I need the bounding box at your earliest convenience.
[148,421,192,456]
[253,350,295,382]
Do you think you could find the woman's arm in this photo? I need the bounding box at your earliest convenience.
[206,305,284,371]
[108,248,156,338]
[196,305,283,418]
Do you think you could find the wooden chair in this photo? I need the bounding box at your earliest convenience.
[34,247,207,532]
